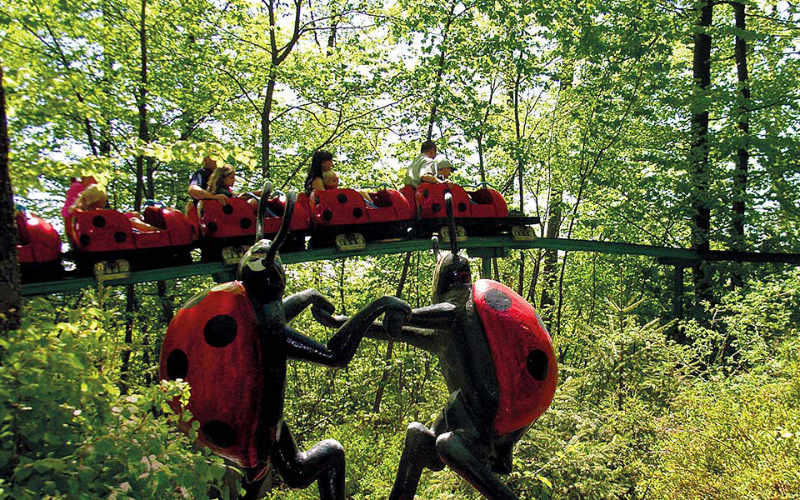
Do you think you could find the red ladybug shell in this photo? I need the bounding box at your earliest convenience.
[159,281,265,468]
[472,279,558,434]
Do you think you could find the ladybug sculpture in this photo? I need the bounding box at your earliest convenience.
[159,183,411,499]
[314,193,557,500]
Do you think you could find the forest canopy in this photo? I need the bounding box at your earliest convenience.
[1,0,799,498]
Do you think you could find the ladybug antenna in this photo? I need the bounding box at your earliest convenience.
[255,181,273,242]
[431,236,440,259]
[266,191,296,264]
[444,192,459,254]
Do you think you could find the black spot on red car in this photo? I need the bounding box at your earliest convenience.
[485,288,512,311]
[526,349,548,381]
[201,420,237,448]
[204,315,238,347]
[166,349,189,379]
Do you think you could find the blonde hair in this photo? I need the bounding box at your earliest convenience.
[71,184,107,213]
[322,170,339,189]
[207,164,235,195]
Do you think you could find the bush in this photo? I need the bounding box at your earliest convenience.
[643,272,800,499]
[643,347,800,499]
[0,307,225,499]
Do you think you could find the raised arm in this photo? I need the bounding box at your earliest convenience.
[314,302,456,330]
[311,302,454,353]
[283,289,334,322]
[287,295,411,367]
[402,303,458,329]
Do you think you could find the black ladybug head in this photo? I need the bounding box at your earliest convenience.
[431,192,472,304]
[237,182,294,304]
[432,251,471,304]
[237,238,286,303]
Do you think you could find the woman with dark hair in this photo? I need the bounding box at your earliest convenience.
[304,150,376,206]
[304,150,334,195]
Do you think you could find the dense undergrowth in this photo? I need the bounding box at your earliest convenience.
[1,268,798,499]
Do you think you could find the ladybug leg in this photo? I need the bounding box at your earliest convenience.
[311,308,350,329]
[312,303,455,331]
[401,303,458,330]
[283,289,334,321]
[312,308,439,352]
[311,304,449,353]
[286,295,411,367]
[240,469,269,500]
[388,422,444,500]
[491,427,526,474]
[435,431,517,500]
[270,420,346,500]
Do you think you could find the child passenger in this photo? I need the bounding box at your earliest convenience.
[403,140,440,188]
[436,159,454,181]
[206,164,259,210]
[69,184,159,233]
[322,170,339,189]
[304,150,376,206]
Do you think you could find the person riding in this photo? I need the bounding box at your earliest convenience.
[188,156,228,205]
[62,176,98,219]
[68,184,108,214]
[436,159,454,182]
[68,184,158,233]
[403,140,440,188]
[304,150,335,195]
[304,150,376,206]
[206,164,259,209]
[322,169,339,190]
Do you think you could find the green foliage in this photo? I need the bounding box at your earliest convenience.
[683,270,800,371]
[2,0,800,496]
[505,298,688,498]
[0,305,225,498]
[644,331,800,499]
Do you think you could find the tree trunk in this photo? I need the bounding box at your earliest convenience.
[730,1,750,287]
[121,284,137,394]
[372,252,411,413]
[338,258,346,314]
[0,64,21,331]
[157,280,174,322]
[477,136,486,184]
[261,70,276,177]
[260,0,304,178]
[134,157,144,212]
[327,22,337,54]
[426,2,457,140]
[527,249,542,307]
[512,69,525,213]
[555,250,569,337]
[145,158,155,202]
[671,265,686,343]
[134,0,149,211]
[539,191,562,329]
[476,79,497,186]
[689,0,714,305]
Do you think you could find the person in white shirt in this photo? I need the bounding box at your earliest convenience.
[403,140,440,188]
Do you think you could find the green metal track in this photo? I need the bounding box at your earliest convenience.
[21,236,800,297]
